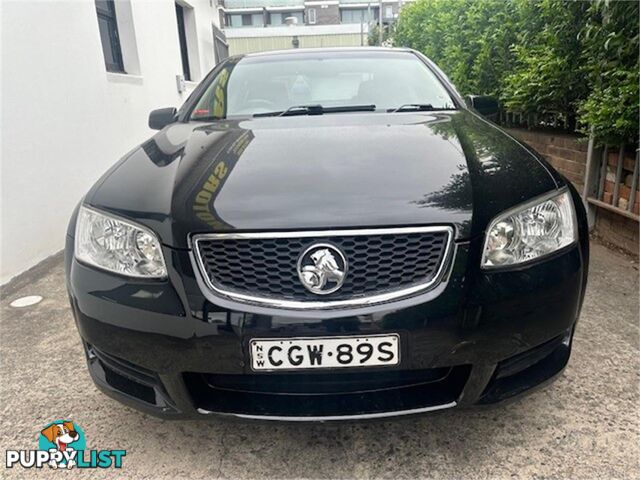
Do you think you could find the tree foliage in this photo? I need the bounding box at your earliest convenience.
[368,23,395,47]
[393,0,639,144]
[501,0,588,129]
[393,0,519,95]
[577,0,639,144]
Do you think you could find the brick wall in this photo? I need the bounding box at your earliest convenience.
[507,128,639,257]
[594,209,639,255]
[506,129,588,191]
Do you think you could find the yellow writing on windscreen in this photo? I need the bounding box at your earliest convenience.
[212,68,229,118]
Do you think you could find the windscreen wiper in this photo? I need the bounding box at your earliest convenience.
[388,104,454,113]
[253,104,376,118]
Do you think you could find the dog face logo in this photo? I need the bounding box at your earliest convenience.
[40,422,79,452]
[297,244,347,295]
[38,420,85,469]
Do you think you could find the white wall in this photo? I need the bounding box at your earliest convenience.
[1,0,220,284]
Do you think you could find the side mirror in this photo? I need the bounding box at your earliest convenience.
[148,107,177,130]
[466,95,499,121]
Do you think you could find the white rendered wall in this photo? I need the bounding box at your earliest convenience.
[1,0,219,284]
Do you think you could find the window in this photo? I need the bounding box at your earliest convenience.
[190,64,233,119]
[384,5,393,19]
[340,9,370,24]
[285,12,303,25]
[189,51,456,119]
[95,0,124,72]
[175,3,191,81]
[269,13,282,26]
[227,13,262,27]
[307,8,316,24]
[269,11,303,26]
[227,14,240,27]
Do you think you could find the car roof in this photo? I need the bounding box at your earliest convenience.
[241,47,416,59]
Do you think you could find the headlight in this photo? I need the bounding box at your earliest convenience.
[75,206,167,278]
[481,190,577,268]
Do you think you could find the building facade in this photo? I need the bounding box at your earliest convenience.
[1,0,223,284]
[219,0,413,54]
[225,23,370,54]
[219,0,412,28]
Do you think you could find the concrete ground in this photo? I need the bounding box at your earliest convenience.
[1,242,638,479]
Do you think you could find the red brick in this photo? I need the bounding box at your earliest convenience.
[546,155,564,170]
[604,181,614,194]
[530,143,549,155]
[567,138,589,153]
[564,160,585,176]
[608,151,637,172]
[555,136,575,149]
[618,185,632,201]
[545,133,585,151]
[547,145,586,163]
[564,171,583,186]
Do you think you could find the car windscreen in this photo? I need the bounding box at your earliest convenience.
[189,51,457,119]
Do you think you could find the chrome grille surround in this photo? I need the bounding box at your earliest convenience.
[191,226,455,310]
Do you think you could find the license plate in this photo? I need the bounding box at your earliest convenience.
[249,334,400,371]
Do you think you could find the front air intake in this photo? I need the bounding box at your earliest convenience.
[192,226,454,309]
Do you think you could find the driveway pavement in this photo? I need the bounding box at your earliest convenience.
[1,242,638,479]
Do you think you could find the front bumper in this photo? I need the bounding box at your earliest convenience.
[65,224,588,421]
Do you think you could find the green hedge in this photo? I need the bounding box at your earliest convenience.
[393,0,639,145]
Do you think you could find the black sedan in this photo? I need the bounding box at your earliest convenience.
[65,48,588,421]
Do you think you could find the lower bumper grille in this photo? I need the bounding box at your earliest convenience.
[85,344,175,410]
[184,366,470,418]
[102,362,157,404]
[479,331,572,404]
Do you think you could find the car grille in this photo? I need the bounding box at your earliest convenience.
[193,227,452,308]
[184,366,470,418]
